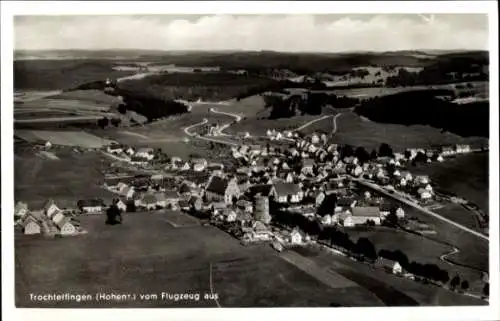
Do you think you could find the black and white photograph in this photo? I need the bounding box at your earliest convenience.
[1,1,499,321]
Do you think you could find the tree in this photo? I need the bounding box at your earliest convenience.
[354,146,370,164]
[355,237,377,261]
[110,118,121,127]
[126,200,136,213]
[106,204,121,225]
[370,149,378,160]
[117,104,127,114]
[461,280,469,292]
[97,117,109,129]
[378,143,394,158]
[404,149,412,159]
[450,275,461,290]
[384,210,398,227]
[483,283,489,297]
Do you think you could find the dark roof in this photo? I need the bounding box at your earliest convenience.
[247,184,274,197]
[206,176,229,195]
[77,199,104,208]
[179,183,192,194]
[273,182,301,197]
[337,197,355,207]
[352,206,380,217]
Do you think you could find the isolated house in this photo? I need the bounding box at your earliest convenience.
[375,257,403,275]
[351,206,381,225]
[290,229,303,244]
[56,216,76,236]
[418,188,433,200]
[43,199,60,218]
[107,144,124,154]
[77,199,105,214]
[192,158,208,172]
[135,148,155,160]
[205,176,240,204]
[273,182,302,203]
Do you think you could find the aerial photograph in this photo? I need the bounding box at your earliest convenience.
[12,13,491,308]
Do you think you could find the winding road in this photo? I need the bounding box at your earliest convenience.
[295,115,334,132]
[352,178,489,241]
[182,118,239,147]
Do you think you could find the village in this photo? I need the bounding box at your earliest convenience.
[13,122,490,302]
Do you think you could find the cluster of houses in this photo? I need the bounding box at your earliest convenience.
[14,200,82,236]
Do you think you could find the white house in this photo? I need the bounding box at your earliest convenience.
[43,199,60,218]
[45,141,52,149]
[376,258,403,275]
[418,188,433,199]
[311,134,320,144]
[180,161,191,171]
[353,165,363,177]
[51,211,66,225]
[321,215,333,226]
[290,229,303,244]
[192,158,208,172]
[56,217,77,236]
[22,215,41,235]
[115,199,127,212]
[107,144,124,154]
[395,207,405,218]
[77,199,105,214]
[135,148,155,160]
[455,144,471,154]
[126,147,135,156]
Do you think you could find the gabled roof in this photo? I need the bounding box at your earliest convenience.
[77,199,104,208]
[248,184,274,197]
[337,197,355,207]
[141,194,157,204]
[56,216,72,229]
[206,176,229,195]
[352,206,380,217]
[273,182,301,197]
[137,147,154,154]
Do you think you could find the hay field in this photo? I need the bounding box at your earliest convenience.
[15,130,116,148]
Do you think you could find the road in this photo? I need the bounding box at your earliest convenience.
[329,113,343,136]
[352,178,489,241]
[294,115,334,132]
[209,107,242,136]
[182,118,239,147]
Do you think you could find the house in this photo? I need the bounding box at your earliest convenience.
[22,215,41,235]
[164,191,180,207]
[121,186,136,200]
[45,141,52,149]
[135,148,155,160]
[353,165,363,177]
[223,209,237,222]
[311,133,320,144]
[375,257,403,275]
[315,192,326,207]
[351,206,381,225]
[56,216,77,236]
[455,144,471,154]
[380,204,392,217]
[43,199,61,218]
[180,161,191,171]
[415,175,430,185]
[205,176,240,204]
[321,215,333,226]
[189,196,203,211]
[237,179,252,194]
[252,221,272,240]
[115,199,127,212]
[51,211,66,225]
[290,229,303,244]
[301,159,315,175]
[273,182,302,203]
[395,207,405,218]
[77,199,105,214]
[139,194,158,210]
[236,199,253,213]
[418,188,433,199]
[247,184,275,199]
[336,197,357,210]
[192,158,208,172]
[107,144,124,154]
[440,146,455,156]
[15,201,29,218]
[125,147,135,156]
[437,155,444,162]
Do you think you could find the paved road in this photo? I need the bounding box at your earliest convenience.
[352,178,489,241]
[329,113,343,136]
[209,107,243,136]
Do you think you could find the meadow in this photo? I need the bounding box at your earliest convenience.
[15,130,116,149]
[15,212,382,308]
[330,112,487,152]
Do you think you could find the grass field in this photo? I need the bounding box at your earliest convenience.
[291,246,486,306]
[15,130,116,148]
[345,227,485,295]
[412,153,489,214]
[14,150,115,209]
[49,90,122,105]
[434,204,482,232]
[15,212,383,308]
[330,112,488,152]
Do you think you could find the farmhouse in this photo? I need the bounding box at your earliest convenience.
[77,199,105,214]
[205,176,240,204]
[15,201,29,218]
[418,188,433,200]
[290,229,303,244]
[350,206,381,225]
[56,216,77,236]
[273,182,302,203]
[375,257,403,275]
[107,144,124,154]
[22,215,41,235]
[136,148,155,160]
[43,199,61,218]
[192,158,208,172]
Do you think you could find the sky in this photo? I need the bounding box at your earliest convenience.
[14,14,489,52]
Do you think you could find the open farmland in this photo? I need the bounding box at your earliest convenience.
[330,112,487,152]
[433,204,483,232]
[16,212,383,308]
[412,153,489,214]
[345,227,486,295]
[48,89,123,105]
[14,150,116,209]
[15,130,116,148]
[291,246,486,306]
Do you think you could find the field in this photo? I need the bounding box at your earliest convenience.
[15,130,116,148]
[14,149,116,209]
[345,227,486,295]
[292,246,485,306]
[434,204,483,232]
[332,81,489,99]
[330,112,488,152]
[15,212,383,308]
[49,90,122,105]
[412,153,489,214]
